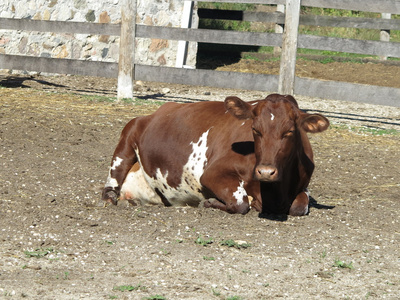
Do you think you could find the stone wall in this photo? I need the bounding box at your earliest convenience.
[0,0,198,73]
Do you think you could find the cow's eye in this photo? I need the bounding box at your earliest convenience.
[252,128,261,136]
[283,130,295,138]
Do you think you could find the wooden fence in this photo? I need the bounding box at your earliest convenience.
[0,0,400,107]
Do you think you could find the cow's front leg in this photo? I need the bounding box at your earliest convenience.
[201,171,250,215]
[289,189,310,216]
[100,132,137,206]
[101,153,136,206]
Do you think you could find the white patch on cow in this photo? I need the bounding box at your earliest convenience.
[111,156,123,170]
[233,180,247,205]
[251,102,258,106]
[105,175,118,189]
[127,129,212,207]
[104,157,123,188]
[303,188,310,215]
[185,129,210,182]
[270,113,275,121]
[120,166,161,205]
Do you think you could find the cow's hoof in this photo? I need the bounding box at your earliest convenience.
[288,204,309,216]
[100,190,119,206]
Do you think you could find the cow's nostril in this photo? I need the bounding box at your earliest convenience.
[256,165,278,181]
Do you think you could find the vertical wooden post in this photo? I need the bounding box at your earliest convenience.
[274,4,285,55]
[278,0,301,95]
[117,0,137,100]
[176,1,194,68]
[380,13,391,60]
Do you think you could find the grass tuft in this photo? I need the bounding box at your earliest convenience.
[333,259,354,269]
[195,235,213,246]
[113,284,145,292]
[220,239,252,249]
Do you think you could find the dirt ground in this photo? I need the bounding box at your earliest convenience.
[1,59,400,300]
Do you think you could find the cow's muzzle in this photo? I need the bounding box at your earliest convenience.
[254,165,279,182]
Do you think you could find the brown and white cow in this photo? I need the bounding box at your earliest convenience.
[101,94,329,216]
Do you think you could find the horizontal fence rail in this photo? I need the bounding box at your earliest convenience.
[0,18,120,36]
[199,9,400,31]
[199,0,400,14]
[0,54,118,78]
[0,0,399,107]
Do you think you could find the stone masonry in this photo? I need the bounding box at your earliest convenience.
[0,0,198,73]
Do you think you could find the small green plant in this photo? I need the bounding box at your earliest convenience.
[333,259,354,269]
[212,288,221,296]
[226,296,242,300]
[160,248,171,255]
[203,256,215,261]
[63,271,70,280]
[113,284,144,292]
[220,239,251,249]
[105,240,115,245]
[195,235,213,246]
[24,248,55,258]
[56,271,70,280]
[320,249,327,259]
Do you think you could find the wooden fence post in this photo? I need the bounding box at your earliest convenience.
[274,4,285,55]
[278,0,301,95]
[117,0,137,100]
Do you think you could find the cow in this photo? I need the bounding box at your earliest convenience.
[101,94,329,216]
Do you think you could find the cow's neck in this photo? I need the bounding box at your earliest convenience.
[259,154,300,215]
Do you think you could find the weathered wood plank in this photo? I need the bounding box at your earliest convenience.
[199,11,400,31]
[302,0,400,14]
[135,65,279,92]
[0,18,120,35]
[295,77,400,107]
[278,0,301,95]
[300,15,400,30]
[136,25,282,47]
[117,0,136,99]
[198,0,285,4]
[0,54,118,77]
[2,13,400,37]
[298,34,400,58]
[199,0,400,15]
[244,11,284,23]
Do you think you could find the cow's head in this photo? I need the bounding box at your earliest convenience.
[225,94,329,182]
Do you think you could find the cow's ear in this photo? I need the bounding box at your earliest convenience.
[225,96,254,120]
[300,113,330,133]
